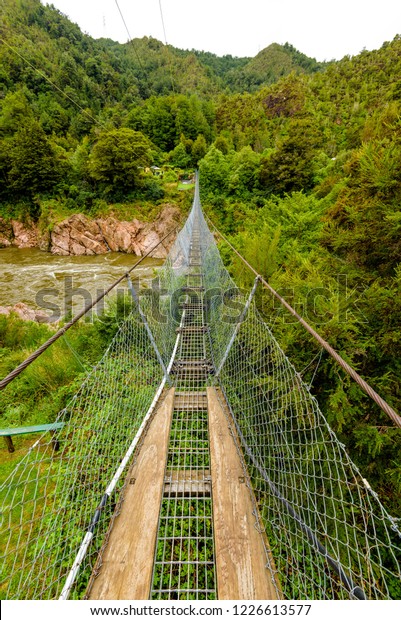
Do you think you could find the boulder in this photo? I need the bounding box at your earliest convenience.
[51,214,108,256]
[0,302,52,323]
[137,205,181,258]
[96,218,145,253]
[96,219,120,252]
[0,218,39,248]
[11,221,38,248]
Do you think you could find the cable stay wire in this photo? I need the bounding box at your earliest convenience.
[0,35,102,130]
[2,7,400,603]
[62,334,90,372]
[114,0,175,93]
[157,0,177,95]
[114,0,145,70]
[158,0,169,47]
[0,20,159,172]
[296,346,325,389]
[0,225,178,391]
[306,347,324,390]
[0,1,177,175]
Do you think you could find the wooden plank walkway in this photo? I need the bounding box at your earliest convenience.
[87,386,280,600]
[208,387,280,600]
[87,388,175,600]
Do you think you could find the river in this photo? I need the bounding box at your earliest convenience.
[0,247,163,320]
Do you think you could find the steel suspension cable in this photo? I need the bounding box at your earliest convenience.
[0,26,153,170]
[114,0,145,70]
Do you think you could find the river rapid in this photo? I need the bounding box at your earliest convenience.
[0,247,162,320]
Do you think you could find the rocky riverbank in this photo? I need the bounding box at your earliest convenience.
[0,302,52,323]
[0,204,180,258]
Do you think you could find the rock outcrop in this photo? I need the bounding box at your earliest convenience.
[0,219,39,248]
[0,205,180,257]
[51,214,109,256]
[0,302,52,323]
[11,221,39,248]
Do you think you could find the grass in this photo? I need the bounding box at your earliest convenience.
[178,182,195,191]
[152,499,216,600]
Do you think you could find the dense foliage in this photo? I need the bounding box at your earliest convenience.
[0,0,324,209]
[197,43,401,513]
[0,0,400,513]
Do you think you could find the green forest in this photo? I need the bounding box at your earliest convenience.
[0,0,401,516]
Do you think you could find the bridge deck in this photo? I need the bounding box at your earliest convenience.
[87,387,279,600]
[208,387,280,600]
[87,389,175,600]
[87,217,279,601]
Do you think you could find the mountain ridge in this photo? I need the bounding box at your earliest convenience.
[1,0,327,99]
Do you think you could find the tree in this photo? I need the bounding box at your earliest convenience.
[214,134,231,155]
[259,118,320,195]
[261,73,308,119]
[37,93,70,135]
[126,97,178,152]
[228,146,261,197]
[0,139,12,199]
[199,146,230,197]
[70,108,96,140]
[322,138,401,274]
[169,142,192,169]
[175,95,211,142]
[0,91,34,137]
[8,120,61,197]
[88,128,152,193]
[191,135,207,164]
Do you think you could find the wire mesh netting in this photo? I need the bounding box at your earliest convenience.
[0,308,165,599]
[196,195,401,600]
[147,185,401,600]
[0,224,193,599]
[213,306,401,599]
[1,177,400,600]
[0,187,201,600]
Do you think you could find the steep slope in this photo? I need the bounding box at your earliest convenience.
[0,0,219,107]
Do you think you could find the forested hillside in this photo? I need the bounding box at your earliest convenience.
[0,0,325,210]
[1,0,401,512]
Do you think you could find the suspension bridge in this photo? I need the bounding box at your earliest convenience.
[1,178,400,600]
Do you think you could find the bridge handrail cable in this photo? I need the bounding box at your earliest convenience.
[205,214,401,429]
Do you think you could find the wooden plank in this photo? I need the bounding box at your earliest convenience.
[88,388,175,600]
[175,391,207,398]
[208,387,280,600]
[174,392,208,411]
[164,469,211,496]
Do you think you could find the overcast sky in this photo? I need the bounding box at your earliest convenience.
[40,0,401,61]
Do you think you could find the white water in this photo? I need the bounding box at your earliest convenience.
[0,248,162,319]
